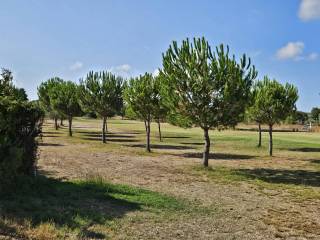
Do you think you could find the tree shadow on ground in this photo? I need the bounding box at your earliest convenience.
[181,142,204,146]
[42,131,63,135]
[310,160,320,164]
[163,136,190,139]
[175,152,254,160]
[236,168,320,187]
[128,144,195,150]
[83,131,143,135]
[0,175,177,239]
[38,143,64,147]
[79,132,136,139]
[288,147,320,152]
[82,137,139,143]
[42,135,62,138]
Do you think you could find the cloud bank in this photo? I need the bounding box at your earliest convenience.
[299,0,320,21]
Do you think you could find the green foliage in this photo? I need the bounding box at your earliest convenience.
[78,71,124,142]
[249,76,299,126]
[160,37,257,165]
[249,76,298,155]
[124,73,161,151]
[0,68,28,101]
[124,73,158,122]
[0,69,43,190]
[37,77,64,125]
[160,37,257,130]
[288,111,309,125]
[50,80,81,118]
[78,71,124,118]
[152,76,169,122]
[311,107,320,124]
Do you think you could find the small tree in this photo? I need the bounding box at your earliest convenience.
[38,77,64,130]
[311,107,320,125]
[248,83,265,147]
[250,77,298,156]
[79,71,123,143]
[124,73,158,152]
[160,37,257,167]
[153,76,169,142]
[0,68,28,101]
[50,81,81,136]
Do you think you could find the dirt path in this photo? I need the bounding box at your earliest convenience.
[38,121,320,240]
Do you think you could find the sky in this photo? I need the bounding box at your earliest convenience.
[0,0,319,111]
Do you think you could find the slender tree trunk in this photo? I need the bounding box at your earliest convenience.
[146,119,151,152]
[258,123,262,147]
[60,118,64,126]
[144,120,147,133]
[203,128,210,167]
[157,119,162,142]
[102,117,107,143]
[268,124,273,156]
[54,118,58,130]
[68,115,73,137]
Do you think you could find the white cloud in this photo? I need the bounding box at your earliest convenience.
[307,52,319,60]
[114,64,131,73]
[109,64,135,78]
[69,61,83,71]
[299,0,320,21]
[276,42,318,61]
[276,42,304,60]
[109,64,132,75]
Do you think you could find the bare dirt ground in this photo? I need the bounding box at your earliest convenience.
[37,119,320,240]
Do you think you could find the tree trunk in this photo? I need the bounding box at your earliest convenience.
[68,115,73,137]
[144,120,147,133]
[203,128,210,167]
[268,124,273,156]
[54,118,58,130]
[60,118,64,126]
[258,123,262,147]
[146,120,151,152]
[158,119,162,142]
[102,117,107,143]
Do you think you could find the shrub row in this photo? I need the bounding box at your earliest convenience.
[0,97,43,190]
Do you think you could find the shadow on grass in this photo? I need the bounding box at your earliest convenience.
[77,130,141,135]
[288,147,320,153]
[0,176,184,239]
[43,135,62,138]
[181,142,204,146]
[178,152,254,160]
[79,132,136,139]
[163,136,190,139]
[38,143,64,147]
[236,168,320,187]
[82,137,139,143]
[42,131,63,135]
[129,144,195,150]
[310,160,320,164]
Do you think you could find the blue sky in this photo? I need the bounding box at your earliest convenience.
[0,0,319,111]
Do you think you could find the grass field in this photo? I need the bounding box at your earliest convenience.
[1,117,320,239]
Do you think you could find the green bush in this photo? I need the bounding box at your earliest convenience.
[0,97,43,190]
